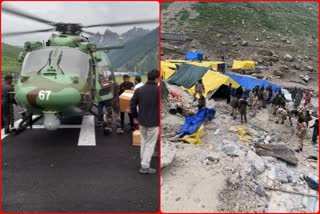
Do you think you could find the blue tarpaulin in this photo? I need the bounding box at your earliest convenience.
[177,108,216,137]
[224,72,281,93]
[185,51,204,60]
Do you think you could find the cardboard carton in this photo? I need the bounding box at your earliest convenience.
[119,90,134,113]
[132,130,141,146]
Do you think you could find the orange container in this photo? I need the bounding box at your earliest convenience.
[132,130,141,146]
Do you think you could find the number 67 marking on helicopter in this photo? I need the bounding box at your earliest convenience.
[38,90,52,100]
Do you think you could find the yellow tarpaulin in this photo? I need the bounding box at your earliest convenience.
[237,127,253,146]
[181,125,205,145]
[186,61,225,72]
[161,61,177,80]
[186,71,240,97]
[231,60,255,70]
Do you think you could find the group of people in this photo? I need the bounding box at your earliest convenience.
[97,70,160,174]
[193,80,318,152]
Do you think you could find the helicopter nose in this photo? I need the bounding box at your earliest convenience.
[25,88,82,110]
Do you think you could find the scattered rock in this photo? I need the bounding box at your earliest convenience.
[273,70,283,76]
[221,144,244,157]
[216,33,222,38]
[229,126,238,133]
[207,152,220,162]
[221,41,228,45]
[242,41,248,46]
[161,143,177,168]
[305,65,314,72]
[293,64,301,70]
[279,65,289,72]
[258,49,273,56]
[283,54,294,62]
[247,150,265,174]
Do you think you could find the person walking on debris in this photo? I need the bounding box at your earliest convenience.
[198,92,206,111]
[239,97,249,124]
[230,95,240,119]
[253,85,259,96]
[119,74,135,131]
[236,86,243,98]
[251,93,259,117]
[304,90,311,106]
[291,87,298,102]
[290,113,298,136]
[134,75,144,90]
[294,88,303,110]
[275,107,288,124]
[2,75,15,134]
[131,69,159,174]
[248,89,254,109]
[266,85,273,101]
[280,93,286,108]
[310,119,318,144]
[272,91,280,115]
[262,89,269,108]
[295,122,308,152]
[258,86,264,109]
[226,83,232,104]
[194,79,205,101]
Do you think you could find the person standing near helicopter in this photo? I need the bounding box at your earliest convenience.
[2,75,15,134]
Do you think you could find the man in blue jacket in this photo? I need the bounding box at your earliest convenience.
[131,69,159,174]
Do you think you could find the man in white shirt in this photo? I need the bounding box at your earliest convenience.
[134,76,144,91]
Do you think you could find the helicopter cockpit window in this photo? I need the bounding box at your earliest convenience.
[21,48,90,76]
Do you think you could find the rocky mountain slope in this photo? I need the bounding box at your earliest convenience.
[161,2,318,91]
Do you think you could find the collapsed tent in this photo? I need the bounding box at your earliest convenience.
[232,60,255,70]
[185,51,204,60]
[224,72,281,93]
[177,108,216,138]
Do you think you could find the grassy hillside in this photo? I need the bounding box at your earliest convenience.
[108,28,159,74]
[2,43,22,75]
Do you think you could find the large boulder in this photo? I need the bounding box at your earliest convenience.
[246,150,265,174]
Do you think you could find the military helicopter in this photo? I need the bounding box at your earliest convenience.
[2,5,158,132]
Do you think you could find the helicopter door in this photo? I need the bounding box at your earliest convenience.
[95,66,113,102]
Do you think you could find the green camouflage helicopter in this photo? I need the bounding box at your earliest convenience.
[2,5,158,131]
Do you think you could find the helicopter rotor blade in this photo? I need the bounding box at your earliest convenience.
[2,5,56,26]
[2,28,56,37]
[81,30,97,36]
[83,19,158,28]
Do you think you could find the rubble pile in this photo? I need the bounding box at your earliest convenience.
[161,82,319,212]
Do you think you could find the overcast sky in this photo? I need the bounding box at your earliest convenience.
[2,1,159,46]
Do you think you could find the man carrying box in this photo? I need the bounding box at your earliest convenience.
[131,69,159,174]
[119,74,135,131]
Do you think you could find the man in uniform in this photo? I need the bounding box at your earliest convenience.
[119,74,135,131]
[2,75,15,134]
[275,107,288,124]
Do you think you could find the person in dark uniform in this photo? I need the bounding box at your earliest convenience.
[198,93,206,111]
[2,75,15,134]
[310,119,318,144]
[239,97,249,124]
[119,74,135,131]
[226,83,232,104]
